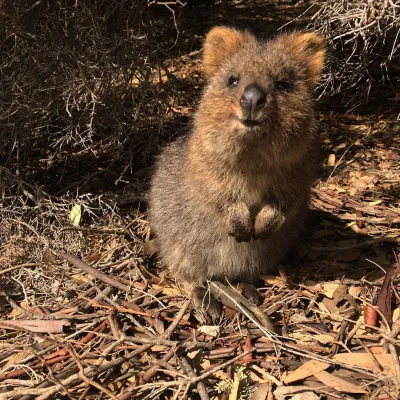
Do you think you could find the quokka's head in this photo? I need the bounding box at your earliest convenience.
[199,26,326,142]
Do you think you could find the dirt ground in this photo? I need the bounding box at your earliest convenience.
[1,1,400,399]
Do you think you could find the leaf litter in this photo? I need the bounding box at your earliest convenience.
[1,110,399,400]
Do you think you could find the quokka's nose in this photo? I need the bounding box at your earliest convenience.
[240,85,266,114]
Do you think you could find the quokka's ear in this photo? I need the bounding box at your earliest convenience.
[203,26,256,77]
[282,32,326,85]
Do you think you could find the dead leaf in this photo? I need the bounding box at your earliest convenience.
[69,204,82,227]
[333,353,396,376]
[150,345,166,352]
[4,351,32,368]
[369,347,384,354]
[260,275,283,285]
[291,394,319,400]
[42,248,56,263]
[250,382,272,400]
[314,334,334,344]
[328,153,335,166]
[290,332,314,343]
[321,284,350,315]
[200,357,211,371]
[151,317,165,335]
[274,386,320,400]
[349,188,357,196]
[214,370,229,380]
[197,325,220,337]
[321,282,341,299]
[333,143,346,151]
[302,280,340,298]
[318,301,331,315]
[71,273,92,284]
[349,286,362,298]
[376,263,400,327]
[160,287,180,296]
[351,174,377,190]
[103,238,118,263]
[368,200,382,206]
[0,319,71,333]
[364,305,378,329]
[187,349,201,359]
[152,284,180,296]
[314,370,367,394]
[7,308,23,319]
[283,360,330,384]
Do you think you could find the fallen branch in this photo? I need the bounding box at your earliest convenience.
[58,251,130,292]
[209,281,275,332]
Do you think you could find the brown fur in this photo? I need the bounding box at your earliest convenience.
[149,27,325,287]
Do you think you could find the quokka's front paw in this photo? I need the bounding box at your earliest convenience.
[253,205,285,240]
[226,203,253,242]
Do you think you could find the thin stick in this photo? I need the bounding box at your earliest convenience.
[179,357,210,400]
[58,251,130,292]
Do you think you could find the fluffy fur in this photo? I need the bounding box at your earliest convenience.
[149,27,325,286]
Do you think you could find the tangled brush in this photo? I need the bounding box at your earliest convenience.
[0,0,181,191]
[307,0,400,105]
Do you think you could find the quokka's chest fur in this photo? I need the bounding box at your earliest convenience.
[186,139,312,214]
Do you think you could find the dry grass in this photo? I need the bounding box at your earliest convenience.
[307,0,400,105]
[0,0,185,191]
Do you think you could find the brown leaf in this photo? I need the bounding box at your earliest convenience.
[376,263,400,326]
[4,351,32,369]
[302,281,340,298]
[103,238,118,262]
[364,305,378,328]
[274,386,320,400]
[250,382,272,400]
[333,353,396,376]
[290,394,319,400]
[283,360,330,384]
[321,284,350,315]
[351,175,377,190]
[197,325,220,337]
[42,248,56,263]
[0,319,70,333]
[151,317,165,335]
[314,370,367,394]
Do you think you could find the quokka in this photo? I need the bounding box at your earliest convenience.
[149,26,325,315]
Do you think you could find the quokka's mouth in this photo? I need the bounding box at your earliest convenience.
[241,119,263,128]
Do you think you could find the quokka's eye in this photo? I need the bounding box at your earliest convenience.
[227,76,239,87]
[276,80,294,92]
